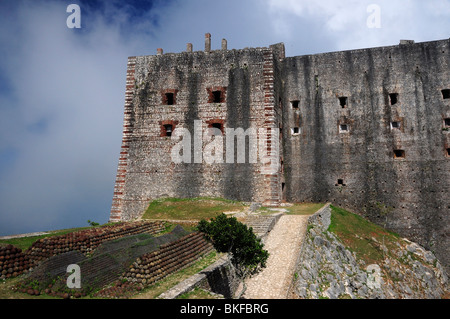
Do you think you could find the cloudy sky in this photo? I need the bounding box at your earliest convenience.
[0,0,449,236]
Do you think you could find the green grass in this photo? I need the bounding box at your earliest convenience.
[286,203,325,215]
[328,205,399,265]
[177,287,223,299]
[141,197,248,221]
[142,197,325,221]
[0,226,95,251]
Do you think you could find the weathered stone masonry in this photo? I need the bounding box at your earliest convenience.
[110,36,449,273]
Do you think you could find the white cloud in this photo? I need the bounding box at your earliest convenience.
[0,1,144,235]
[266,0,450,53]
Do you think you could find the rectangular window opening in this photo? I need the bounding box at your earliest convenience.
[164,124,173,137]
[212,91,222,103]
[165,93,174,105]
[444,118,450,127]
[391,121,401,129]
[339,97,348,108]
[339,124,349,133]
[389,93,399,105]
[442,89,450,99]
[210,123,223,135]
[291,127,300,135]
[336,179,346,186]
[394,149,405,159]
[291,100,300,109]
[446,148,450,157]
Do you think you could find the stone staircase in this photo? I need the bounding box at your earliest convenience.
[243,213,283,242]
[158,212,285,299]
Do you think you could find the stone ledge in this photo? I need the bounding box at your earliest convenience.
[158,255,231,299]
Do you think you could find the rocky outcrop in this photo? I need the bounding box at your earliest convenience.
[293,204,449,299]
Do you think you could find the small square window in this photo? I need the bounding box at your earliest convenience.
[444,118,450,127]
[210,123,223,135]
[164,124,173,137]
[212,91,222,103]
[339,97,348,108]
[208,88,226,103]
[162,90,177,105]
[446,148,450,157]
[442,89,450,99]
[291,100,300,109]
[165,93,174,105]
[291,127,300,135]
[336,179,346,186]
[339,124,349,133]
[389,93,399,105]
[394,149,405,159]
[391,121,401,130]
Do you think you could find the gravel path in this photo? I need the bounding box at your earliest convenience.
[243,215,309,299]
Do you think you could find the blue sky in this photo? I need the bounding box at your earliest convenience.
[0,0,449,236]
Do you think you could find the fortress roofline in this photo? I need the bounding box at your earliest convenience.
[143,36,450,61]
[286,37,450,59]
[143,33,285,58]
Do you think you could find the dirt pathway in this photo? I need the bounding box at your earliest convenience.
[243,215,309,299]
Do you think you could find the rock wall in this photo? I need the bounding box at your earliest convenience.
[293,204,449,299]
[282,39,450,273]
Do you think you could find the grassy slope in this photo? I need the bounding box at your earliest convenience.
[0,227,94,251]
[328,205,400,266]
[1,198,326,299]
[141,197,248,220]
[142,197,325,220]
[286,203,325,216]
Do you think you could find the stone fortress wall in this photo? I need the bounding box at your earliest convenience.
[110,35,450,273]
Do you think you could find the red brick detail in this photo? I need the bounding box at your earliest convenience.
[161,89,179,105]
[207,87,227,103]
[205,119,226,134]
[109,56,137,222]
[261,49,281,206]
[159,120,179,137]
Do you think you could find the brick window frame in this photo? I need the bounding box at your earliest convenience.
[206,119,226,135]
[161,89,179,105]
[207,87,227,103]
[159,120,179,137]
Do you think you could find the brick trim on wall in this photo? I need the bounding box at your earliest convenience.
[262,49,281,207]
[109,56,137,222]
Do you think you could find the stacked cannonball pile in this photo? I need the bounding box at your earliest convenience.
[0,245,31,279]
[25,221,165,267]
[14,280,87,299]
[121,231,213,287]
[94,281,143,299]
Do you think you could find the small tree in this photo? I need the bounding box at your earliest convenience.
[87,220,99,227]
[197,213,269,298]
